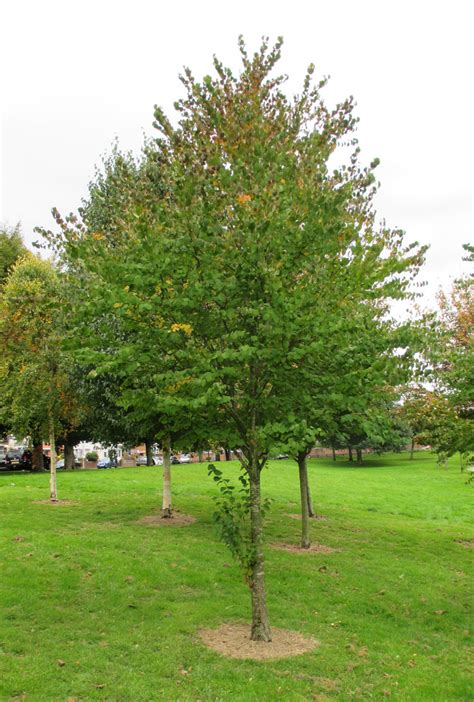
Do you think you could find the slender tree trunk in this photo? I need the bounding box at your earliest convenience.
[248,454,271,642]
[64,441,75,470]
[198,449,204,463]
[145,438,153,466]
[298,452,311,548]
[306,477,315,518]
[410,437,415,460]
[49,416,58,502]
[224,447,231,461]
[356,448,363,464]
[348,446,353,462]
[32,441,44,471]
[161,436,172,518]
[332,446,336,462]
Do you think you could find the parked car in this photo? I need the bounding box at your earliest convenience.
[56,457,81,470]
[97,457,112,469]
[179,454,192,464]
[136,455,162,466]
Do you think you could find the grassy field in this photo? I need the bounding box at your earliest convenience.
[1,452,472,701]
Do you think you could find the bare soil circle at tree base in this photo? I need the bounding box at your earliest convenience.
[32,499,78,506]
[455,539,474,548]
[199,623,319,660]
[136,510,196,527]
[271,542,337,554]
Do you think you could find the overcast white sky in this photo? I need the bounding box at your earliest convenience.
[1,0,472,311]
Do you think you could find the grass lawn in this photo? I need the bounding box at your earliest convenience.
[1,452,472,701]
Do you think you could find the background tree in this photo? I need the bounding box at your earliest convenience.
[0,224,28,285]
[0,255,76,499]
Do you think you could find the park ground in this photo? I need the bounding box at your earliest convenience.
[0,452,472,701]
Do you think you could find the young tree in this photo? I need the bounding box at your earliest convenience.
[146,38,425,638]
[0,255,75,500]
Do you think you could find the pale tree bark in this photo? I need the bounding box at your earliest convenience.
[248,454,272,641]
[49,415,58,502]
[298,451,311,549]
[161,436,172,518]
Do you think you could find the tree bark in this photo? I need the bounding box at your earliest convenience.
[145,438,153,466]
[248,455,272,642]
[298,452,311,548]
[410,438,415,460]
[49,416,58,502]
[356,448,363,464]
[306,477,315,518]
[64,440,75,470]
[198,449,204,463]
[348,446,353,462]
[224,447,232,461]
[161,436,172,517]
[332,446,336,462]
[31,441,44,471]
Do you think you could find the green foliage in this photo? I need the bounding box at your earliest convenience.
[208,463,272,581]
[0,223,27,285]
[0,254,76,440]
[85,450,98,462]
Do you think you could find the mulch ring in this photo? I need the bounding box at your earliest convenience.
[286,513,327,521]
[32,500,78,506]
[271,542,337,554]
[199,623,319,660]
[136,509,196,527]
[455,539,474,548]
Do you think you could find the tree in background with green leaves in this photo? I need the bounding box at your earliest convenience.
[0,255,80,500]
[0,224,28,286]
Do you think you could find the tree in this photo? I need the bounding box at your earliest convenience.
[0,224,27,285]
[38,37,425,641]
[146,38,425,638]
[0,255,76,500]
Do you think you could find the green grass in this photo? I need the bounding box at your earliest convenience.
[1,452,472,701]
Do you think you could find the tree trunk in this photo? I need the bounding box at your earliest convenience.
[49,416,58,502]
[348,446,353,462]
[332,446,336,462]
[298,452,311,548]
[410,437,415,460]
[198,449,204,463]
[145,438,153,466]
[306,477,315,518]
[224,447,232,461]
[356,448,363,464]
[161,436,172,518]
[31,442,44,471]
[248,456,272,642]
[64,441,75,470]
